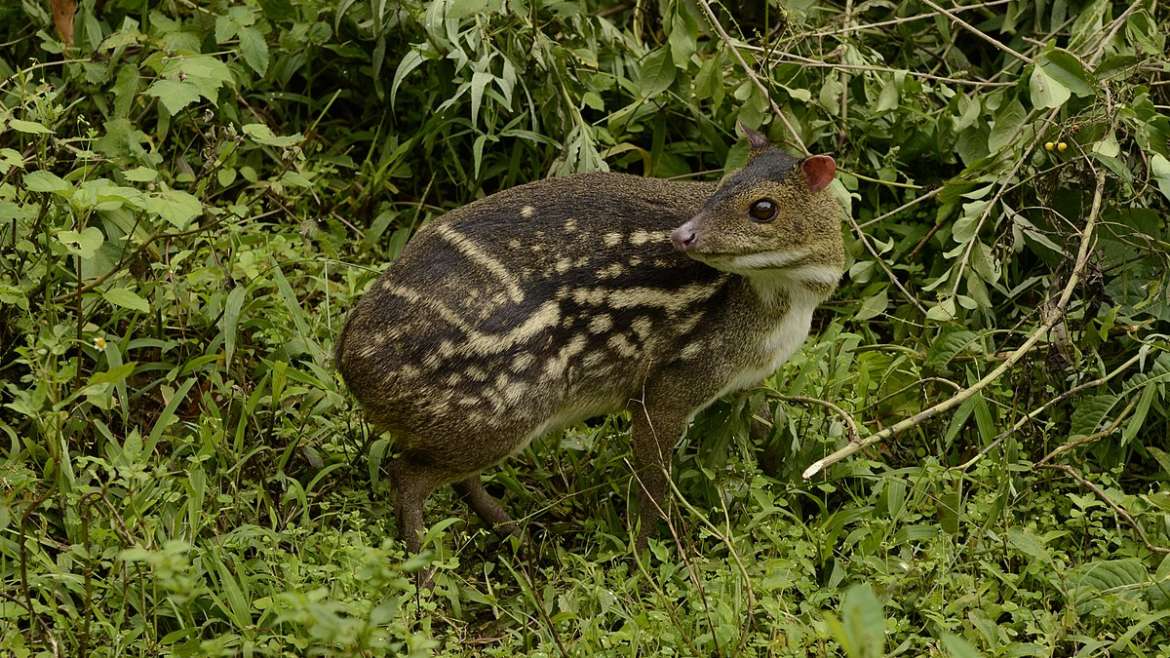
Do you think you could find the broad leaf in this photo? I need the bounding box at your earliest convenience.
[104,287,150,313]
[638,48,676,98]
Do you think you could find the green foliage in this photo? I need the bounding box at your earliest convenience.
[2,0,1170,655]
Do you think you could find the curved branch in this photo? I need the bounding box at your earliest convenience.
[803,166,1107,479]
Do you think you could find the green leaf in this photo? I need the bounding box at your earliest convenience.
[953,200,989,243]
[1069,394,1119,438]
[368,437,391,485]
[1038,49,1093,97]
[668,11,696,68]
[940,633,982,658]
[8,119,53,134]
[238,27,269,76]
[1007,528,1051,563]
[638,48,676,99]
[1069,558,1148,606]
[470,70,493,128]
[123,166,157,182]
[147,378,196,451]
[927,330,979,370]
[1029,64,1070,109]
[215,14,239,43]
[0,283,29,311]
[57,227,104,258]
[693,55,724,106]
[242,123,303,147]
[926,297,958,322]
[391,48,426,110]
[89,363,137,386]
[988,100,1026,153]
[840,584,885,658]
[1091,134,1120,157]
[876,78,900,112]
[144,189,202,229]
[24,170,71,193]
[1150,153,1170,201]
[1122,383,1156,445]
[222,286,246,368]
[146,80,203,116]
[0,148,24,174]
[160,55,233,102]
[104,287,151,313]
[854,288,888,321]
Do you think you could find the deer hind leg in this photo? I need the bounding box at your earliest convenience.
[453,474,520,537]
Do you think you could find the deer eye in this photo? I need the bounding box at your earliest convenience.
[748,198,777,222]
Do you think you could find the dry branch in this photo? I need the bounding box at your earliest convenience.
[695,0,808,154]
[803,166,1108,479]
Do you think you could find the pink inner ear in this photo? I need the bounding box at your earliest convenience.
[802,155,836,192]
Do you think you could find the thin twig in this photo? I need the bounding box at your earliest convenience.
[918,0,1033,64]
[695,0,808,154]
[798,0,1013,40]
[845,212,927,313]
[954,351,1144,470]
[1037,398,1138,466]
[746,50,1017,87]
[803,166,1107,479]
[762,394,861,444]
[856,187,942,229]
[1040,463,1170,555]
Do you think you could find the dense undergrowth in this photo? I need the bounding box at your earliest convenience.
[2,0,1170,655]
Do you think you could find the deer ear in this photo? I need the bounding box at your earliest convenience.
[736,120,770,151]
[801,155,836,192]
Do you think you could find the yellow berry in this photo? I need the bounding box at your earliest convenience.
[1057,142,1068,152]
[1044,141,1055,151]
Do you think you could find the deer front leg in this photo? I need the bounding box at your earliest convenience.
[630,402,689,551]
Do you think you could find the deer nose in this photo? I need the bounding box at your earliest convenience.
[671,223,698,251]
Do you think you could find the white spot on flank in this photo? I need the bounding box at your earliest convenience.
[607,334,638,357]
[572,288,609,306]
[681,341,703,360]
[544,334,588,380]
[629,230,655,246]
[511,353,535,372]
[598,263,625,279]
[384,287,560,356]
[433,223,525,303]
[603,232,623,247]
[555,257,573,274]
[564,218,578,232]
[520,205,535,218]
[608,282,721,312]
[631,316,652,339]
[588,314,613,334]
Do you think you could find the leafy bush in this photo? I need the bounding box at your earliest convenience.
[1,0,1169,655]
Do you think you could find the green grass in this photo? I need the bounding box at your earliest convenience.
[2,0,1170,655]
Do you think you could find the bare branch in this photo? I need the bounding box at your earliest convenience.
[803,166,1107,480]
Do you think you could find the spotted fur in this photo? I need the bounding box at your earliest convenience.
[337,132,846,553]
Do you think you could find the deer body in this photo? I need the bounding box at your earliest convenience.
[337,132,845,552]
